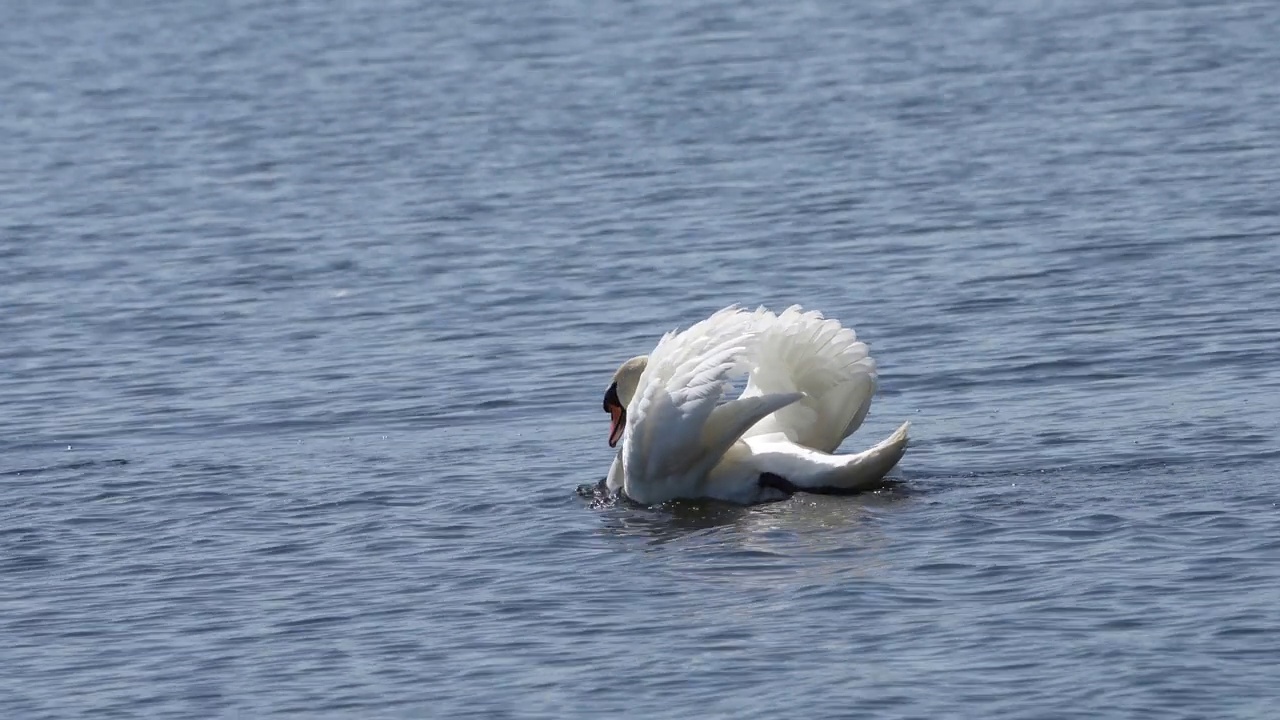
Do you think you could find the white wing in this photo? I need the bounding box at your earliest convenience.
[740,305,878,453]
[620,306,801,504]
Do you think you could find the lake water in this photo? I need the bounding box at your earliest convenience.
[3,0,1279,717]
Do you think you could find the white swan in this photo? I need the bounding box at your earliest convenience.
[602,305,910,505]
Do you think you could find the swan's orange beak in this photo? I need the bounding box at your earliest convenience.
[608,405,625,447]
[603,382,625,448]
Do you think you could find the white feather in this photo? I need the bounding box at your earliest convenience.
[610,304,909,505]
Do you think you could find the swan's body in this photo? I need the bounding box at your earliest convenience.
[603,305,910,505]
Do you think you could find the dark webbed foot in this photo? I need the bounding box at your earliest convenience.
[757,472,903,497]
[758,472,799,496]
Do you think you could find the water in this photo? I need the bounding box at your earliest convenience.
[3,0,1279,717]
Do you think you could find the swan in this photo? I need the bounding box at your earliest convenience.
[602,305,910,505]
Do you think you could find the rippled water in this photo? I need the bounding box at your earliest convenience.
[3,0,1279,717]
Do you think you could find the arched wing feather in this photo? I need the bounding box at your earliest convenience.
[620,306,799,497]
[740,305,878,452]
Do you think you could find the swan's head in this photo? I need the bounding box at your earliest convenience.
[603,355,647,448]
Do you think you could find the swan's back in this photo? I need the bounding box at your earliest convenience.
[741,305,877,453]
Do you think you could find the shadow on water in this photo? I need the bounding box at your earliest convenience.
[576,476,914,546]
[576,478,751,541]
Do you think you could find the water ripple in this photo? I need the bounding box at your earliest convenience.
[2,0,1279,718]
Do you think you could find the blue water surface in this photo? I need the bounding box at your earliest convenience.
[2,0,1278,717]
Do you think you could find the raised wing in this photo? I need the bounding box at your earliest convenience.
[739,305,878,453]
[619,306,800,502]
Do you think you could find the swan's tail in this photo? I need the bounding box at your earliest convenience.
[822,420,910,492]
[751,421,910,495]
